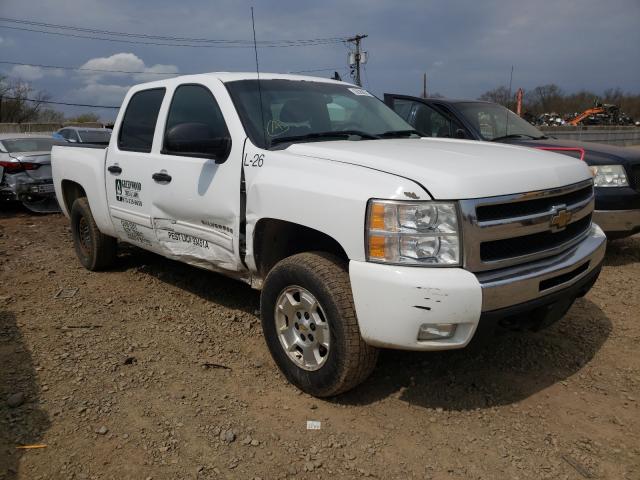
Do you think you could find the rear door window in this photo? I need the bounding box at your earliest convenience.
[118,88,166,153]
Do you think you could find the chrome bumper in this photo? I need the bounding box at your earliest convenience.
[477,224,606,311]
[593,209,640,232]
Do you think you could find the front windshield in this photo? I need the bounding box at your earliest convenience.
[78,130,111,143]
[226,79,414,148]
[1,138,54,153]
[456,102,544,141]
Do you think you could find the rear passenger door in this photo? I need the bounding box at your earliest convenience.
[105,87,165,252]
[149,82,244,273]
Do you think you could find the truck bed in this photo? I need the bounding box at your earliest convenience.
[51,144,114,235]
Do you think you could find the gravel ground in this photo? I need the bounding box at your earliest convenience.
[1,206,639,479]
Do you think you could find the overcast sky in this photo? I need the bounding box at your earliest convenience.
[1,0,639,121]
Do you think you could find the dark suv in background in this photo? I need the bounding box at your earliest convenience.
[385,94,640,239]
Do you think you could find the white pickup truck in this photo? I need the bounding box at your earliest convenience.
[52,73,606,396]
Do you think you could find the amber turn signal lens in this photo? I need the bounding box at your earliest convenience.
[369,203,386,230]
[368,235,386,258]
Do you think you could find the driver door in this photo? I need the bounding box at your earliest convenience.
[148,82,244,273]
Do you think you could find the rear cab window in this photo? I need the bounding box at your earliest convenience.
[118,88,166,153]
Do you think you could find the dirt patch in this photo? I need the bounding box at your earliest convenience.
[1,206,639,479]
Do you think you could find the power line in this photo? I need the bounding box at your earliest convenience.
[0,60,183,76]
[0,60,347,78]
[1,95,119,109]
[0,25,258,48]
[0,18,349,48]
[0,16,349,45]
[288,67,346,74]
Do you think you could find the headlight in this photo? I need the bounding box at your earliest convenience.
[366,200,461,266]
[590,165,629,187]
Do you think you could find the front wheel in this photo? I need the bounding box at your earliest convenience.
[70,197,117,271]
[260,252,378,397]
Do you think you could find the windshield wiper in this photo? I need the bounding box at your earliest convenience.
[378,129,422,138]
[270,130,379,146]
[491,134,538,142]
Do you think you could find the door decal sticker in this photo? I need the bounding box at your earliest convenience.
[115,178,142,206]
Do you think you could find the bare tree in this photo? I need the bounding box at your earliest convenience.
[37,108,65,123]
[0,76,51,123]
[528,84,564,113]
[478,85,511,106]
[66,113,101,123]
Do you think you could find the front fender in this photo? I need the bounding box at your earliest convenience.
[243,146,430,270]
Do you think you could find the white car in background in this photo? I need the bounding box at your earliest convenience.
[0,134,60,212]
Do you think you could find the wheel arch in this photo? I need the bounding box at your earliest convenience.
[60,180,87,215]
[252,218,349,280]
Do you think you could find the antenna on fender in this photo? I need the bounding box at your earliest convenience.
[251,7,267,147]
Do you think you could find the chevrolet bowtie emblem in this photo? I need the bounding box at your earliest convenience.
[550,207,572,231]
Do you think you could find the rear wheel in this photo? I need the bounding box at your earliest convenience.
[261,252,378,397]
[71,197,117,271]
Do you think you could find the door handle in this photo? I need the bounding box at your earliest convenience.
[107,165,122,174]
[152,172,172,183]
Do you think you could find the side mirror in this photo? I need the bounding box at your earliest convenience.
[68,138,78,143]
[163,122,231,164]
[454,128,468,139]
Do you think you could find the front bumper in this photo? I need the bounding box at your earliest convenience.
[349,224,606,351]
[593,209,640,234]
[593,186,640,234]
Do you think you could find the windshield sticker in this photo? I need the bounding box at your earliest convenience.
[348,88,373,97]
[266,119,290,137]
[115,179,142,206]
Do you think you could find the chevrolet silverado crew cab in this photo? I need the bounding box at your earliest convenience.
[52,73,606,397]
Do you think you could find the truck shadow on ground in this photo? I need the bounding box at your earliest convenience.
[115,243,261,315]
[336,298,611,411]
[603,235,640,267]
[0,311,50,480]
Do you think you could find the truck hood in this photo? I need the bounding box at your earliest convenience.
[286,137,591,199]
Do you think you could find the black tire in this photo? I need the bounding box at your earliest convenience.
[261,252,378,397]
[70,197,117,271]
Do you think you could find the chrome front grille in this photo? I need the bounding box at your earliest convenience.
[460,179,595,272]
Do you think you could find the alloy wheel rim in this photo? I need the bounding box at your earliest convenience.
[274,286,330,371]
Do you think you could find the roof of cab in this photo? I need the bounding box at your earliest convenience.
[132,72,355,90]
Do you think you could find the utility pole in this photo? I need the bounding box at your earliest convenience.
[347,34,368,87]
[422,73,427,98]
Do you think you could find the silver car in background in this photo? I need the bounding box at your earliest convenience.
[0,134,60,212]
[53,127,111,144]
